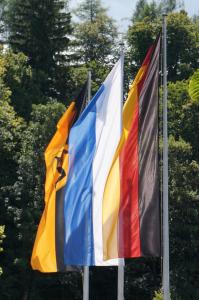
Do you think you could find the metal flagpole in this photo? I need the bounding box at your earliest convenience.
[118,260,124,300]
[83,70,92,300]
[83,265,89,299]
[162,13,170,300]
[87,70,92,104]
[118,41,125,300]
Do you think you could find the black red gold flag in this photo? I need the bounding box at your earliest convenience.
[103,37,161,259]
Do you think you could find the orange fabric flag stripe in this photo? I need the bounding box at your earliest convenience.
[31,83,88,272]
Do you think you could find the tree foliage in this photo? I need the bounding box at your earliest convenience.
[169,137,199,299]
[71,0,118,94]
[164,78,199,299]
[152,290,163,300]
[6,0,72,101]
[0,48,25,186]
[132,0,161,23]
[127,11,198,82]
[189,68,199,102]
[73,0,117,64]
[132,0,184,23]
[167,12,199,81]
[1,49,45,119]
[0,225,5,276]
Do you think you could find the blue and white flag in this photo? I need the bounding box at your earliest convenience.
[63,57,124,266]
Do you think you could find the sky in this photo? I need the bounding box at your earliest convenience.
[70,0,199,32]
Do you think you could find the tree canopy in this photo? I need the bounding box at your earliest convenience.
[5,0,72,101]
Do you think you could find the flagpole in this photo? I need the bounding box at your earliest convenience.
[162,13,170,300]
[83,70,92,300]
[83,266,89,300]
[118,41,125,300]
[87,70,91,104]
[118,260,124,300]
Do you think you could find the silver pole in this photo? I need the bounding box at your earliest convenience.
[83,266,89,300]
[118,42,125,300]
[87,70,91,103]
[83,70,92,300]
[118,260,124,300]
[162,14,170,300]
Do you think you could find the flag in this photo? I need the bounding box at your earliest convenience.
[62,56,123,266]
[31,82,88,272]
[103,37,161,260]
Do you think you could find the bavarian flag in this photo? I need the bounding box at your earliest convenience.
[61,57,123,266]
[103,37,161,260]
[31,81,88,272]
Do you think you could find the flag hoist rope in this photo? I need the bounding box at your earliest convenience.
[83,70,92,300]
[162,13,170,300]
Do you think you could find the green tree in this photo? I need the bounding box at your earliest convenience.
[125,17,159,87]
[0,47,25,188]
[167,80,190,138]
[0,226,5,276]
[73,0,117,64]
[2,49,45,119]
[71,0,118,94]
[161,0,184,13]
[167,12,199,81]
[189,68,199,102]
[165,79,199,299]
[169,137,199,299]
[127,11,199,83]
[152,290,163,300]
[167,80,199,160]
[132,0,161,23]
[132,0,184,23]
[6,0,72,101]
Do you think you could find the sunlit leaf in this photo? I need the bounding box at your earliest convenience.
[189,69,199,102]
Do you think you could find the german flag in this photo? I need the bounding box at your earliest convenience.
[31,82,88,272]
[103,37,161,260]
